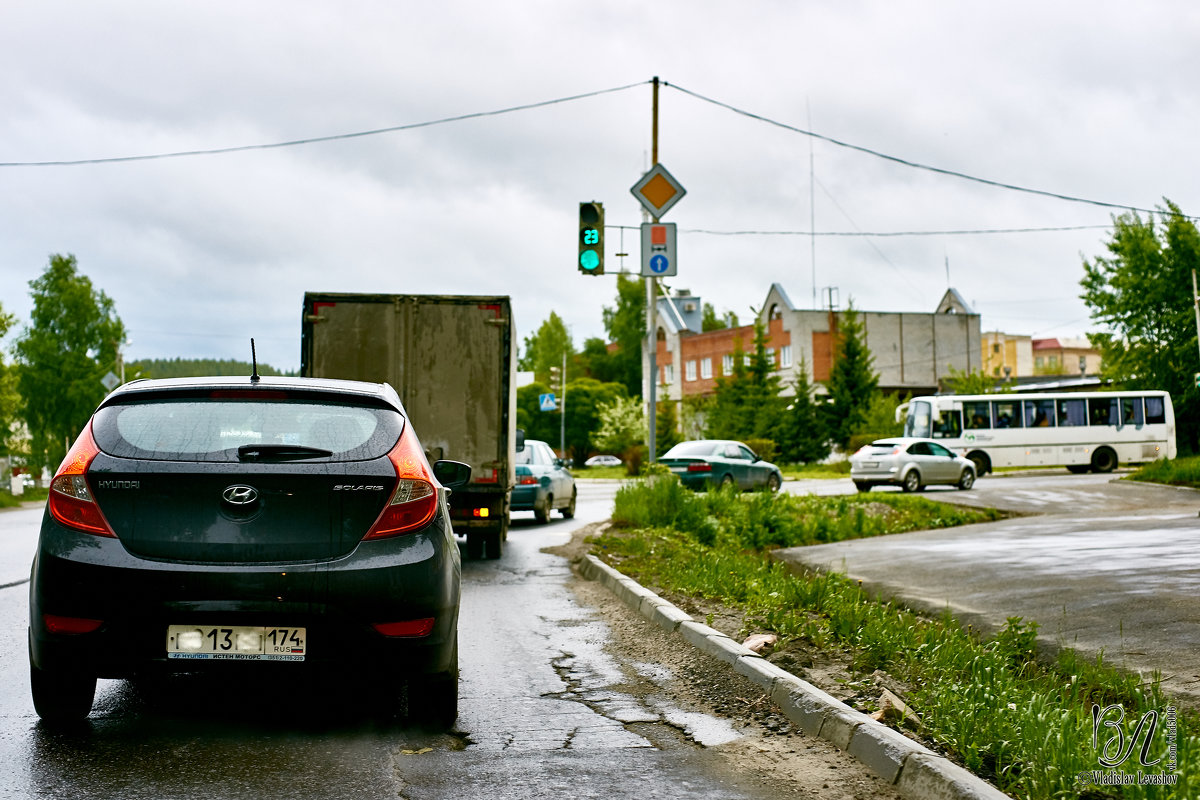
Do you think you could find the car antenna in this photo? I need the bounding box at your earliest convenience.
[250,338,260,383]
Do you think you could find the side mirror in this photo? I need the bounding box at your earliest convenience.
[433,460,472,490]
[515,428,526,452]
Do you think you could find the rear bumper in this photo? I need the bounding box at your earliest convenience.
[29,511,460,680]
[509,483,548,511]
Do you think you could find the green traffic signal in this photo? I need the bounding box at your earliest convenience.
[578,201,604,275]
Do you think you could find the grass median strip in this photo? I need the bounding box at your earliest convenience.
[589,470,1197,799]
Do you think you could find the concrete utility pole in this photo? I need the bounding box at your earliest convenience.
[1193,270,1200,368]
[645,77,659,464]
[560,350,567,458]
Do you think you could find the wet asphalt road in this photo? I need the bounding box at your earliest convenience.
[0,484,796,800]
[779,472,1200,705]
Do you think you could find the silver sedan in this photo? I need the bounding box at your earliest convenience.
[850,437,976,493]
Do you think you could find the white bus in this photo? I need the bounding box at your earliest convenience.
[896,391,1176,475]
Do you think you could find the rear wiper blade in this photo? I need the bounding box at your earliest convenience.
[237,444,334,461]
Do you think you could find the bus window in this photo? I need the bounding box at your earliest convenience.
[992,400,1022,428]
[932,409,963,439]
[1057,399,1087,427]
[1146,396,1166,425]
[1121,397,1144,427]
[1024,399,1055,427]
[905,401,932,438]
[1089,397,1117,426]
[963,401,991,430]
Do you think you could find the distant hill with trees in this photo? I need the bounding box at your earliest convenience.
[127,358,296,379]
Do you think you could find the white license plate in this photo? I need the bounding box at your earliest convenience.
[167,625,306,661]
[859,461,878,468]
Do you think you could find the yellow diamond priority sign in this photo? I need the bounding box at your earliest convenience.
[630,164,686,219]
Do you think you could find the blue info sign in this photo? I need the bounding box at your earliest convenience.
[539,393,557,412]
[640,223,677,277]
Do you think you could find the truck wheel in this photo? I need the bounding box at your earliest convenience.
[484,528,503,559]
[534,496,551,524]
[561,490,576,519]
[465,532,484,560]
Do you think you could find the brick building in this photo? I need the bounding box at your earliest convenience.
[645,283,982,402]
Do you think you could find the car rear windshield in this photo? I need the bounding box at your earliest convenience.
[92,396,403,462]
[664,442,719,457]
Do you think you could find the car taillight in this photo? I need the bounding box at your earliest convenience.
[43,614,104,634]
[372,618,435,638]
[363,423,438,540]
[48,423,115,537]
[518,475,538,485]
[686,462,712,473]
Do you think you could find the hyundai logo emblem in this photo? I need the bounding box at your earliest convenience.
[222,485,259,506]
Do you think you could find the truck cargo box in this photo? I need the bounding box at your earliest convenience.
[301,293,516,559]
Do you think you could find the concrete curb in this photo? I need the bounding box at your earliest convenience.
[579,553,1012,800]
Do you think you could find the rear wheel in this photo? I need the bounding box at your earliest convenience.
[560,489,576,519]
[720,474,735,489]
[901,470,922,493]
[854,481,873,493]
[1091,447,1118,474]
[967,452,990,477]
[408,637,458,729]
[30,661,96,724]
[534,495,551,524]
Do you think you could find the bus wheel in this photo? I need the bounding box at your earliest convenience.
[1091,448,1118,474]
[967,452,990,477]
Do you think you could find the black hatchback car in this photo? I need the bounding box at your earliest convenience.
[29,376,469,725]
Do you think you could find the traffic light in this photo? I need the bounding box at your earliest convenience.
[578,201,604,275]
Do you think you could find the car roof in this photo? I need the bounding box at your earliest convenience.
[99,375,406,414]
[869,437,947,446]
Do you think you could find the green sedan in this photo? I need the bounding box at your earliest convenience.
[659,439,783,492]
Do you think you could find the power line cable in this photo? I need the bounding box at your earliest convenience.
[682,224,1112,237]
[663,81,1174,218]
[0,82,649,167]
[1,75,1182,224]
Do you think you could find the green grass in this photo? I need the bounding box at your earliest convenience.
[593,472,1196,799]
[571,465,629,480]
[0,487,47,508]
[779,461,851,480]
[1127,456,1200,489]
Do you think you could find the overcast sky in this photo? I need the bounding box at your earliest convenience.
[3,2,1198,373]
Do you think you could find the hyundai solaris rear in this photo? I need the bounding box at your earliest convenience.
[29,376,470,726]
